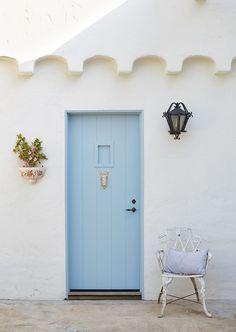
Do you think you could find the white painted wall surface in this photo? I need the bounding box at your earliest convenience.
[0,0,127,62]
[20,0,236,75]
[0,0,235,300]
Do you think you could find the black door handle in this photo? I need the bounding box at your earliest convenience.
[126,207,137,213]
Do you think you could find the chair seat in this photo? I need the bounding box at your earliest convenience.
[161,272,203,278]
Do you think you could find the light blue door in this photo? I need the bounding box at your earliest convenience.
[68,113,140,290]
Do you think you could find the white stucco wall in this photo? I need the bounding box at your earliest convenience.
[0,0,236,300]
[0,0,127,62]
[19,0,236,75]
[0,56,236,300]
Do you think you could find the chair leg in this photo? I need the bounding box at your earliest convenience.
[198,277,212,318]
[158,286,163,304]
[158,276,173,318]
[190,277,200,302]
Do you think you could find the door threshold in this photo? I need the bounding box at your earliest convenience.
[67,290,142,300]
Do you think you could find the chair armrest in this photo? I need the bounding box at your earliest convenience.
[206,250,212,269]
[155,250,165,272]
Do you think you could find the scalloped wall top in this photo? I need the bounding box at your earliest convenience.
[15,0,236,75]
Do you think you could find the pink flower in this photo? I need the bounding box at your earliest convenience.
[29,156,32,160]
[28,151,32,155]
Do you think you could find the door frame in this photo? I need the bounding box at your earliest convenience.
[65,110,144,299]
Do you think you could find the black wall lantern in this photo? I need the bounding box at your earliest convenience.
[163,102,193,139]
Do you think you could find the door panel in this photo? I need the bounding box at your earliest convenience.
[68,113,140,290]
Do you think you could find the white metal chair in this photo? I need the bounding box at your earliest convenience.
[156,228,212,318]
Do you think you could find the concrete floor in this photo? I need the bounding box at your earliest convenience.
[0,300,235,332]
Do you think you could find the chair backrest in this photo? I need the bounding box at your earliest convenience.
[159,227,201,252]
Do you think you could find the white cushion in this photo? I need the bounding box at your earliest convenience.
[163,249,209,275]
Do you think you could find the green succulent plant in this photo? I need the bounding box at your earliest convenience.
[13,133,47,167]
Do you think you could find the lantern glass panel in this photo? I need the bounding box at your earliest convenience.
[171,115,179,132]
[179,115,186,131]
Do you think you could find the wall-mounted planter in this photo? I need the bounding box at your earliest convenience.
[19,167,46,183]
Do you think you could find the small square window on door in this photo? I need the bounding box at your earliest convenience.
[95,143,114,168]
